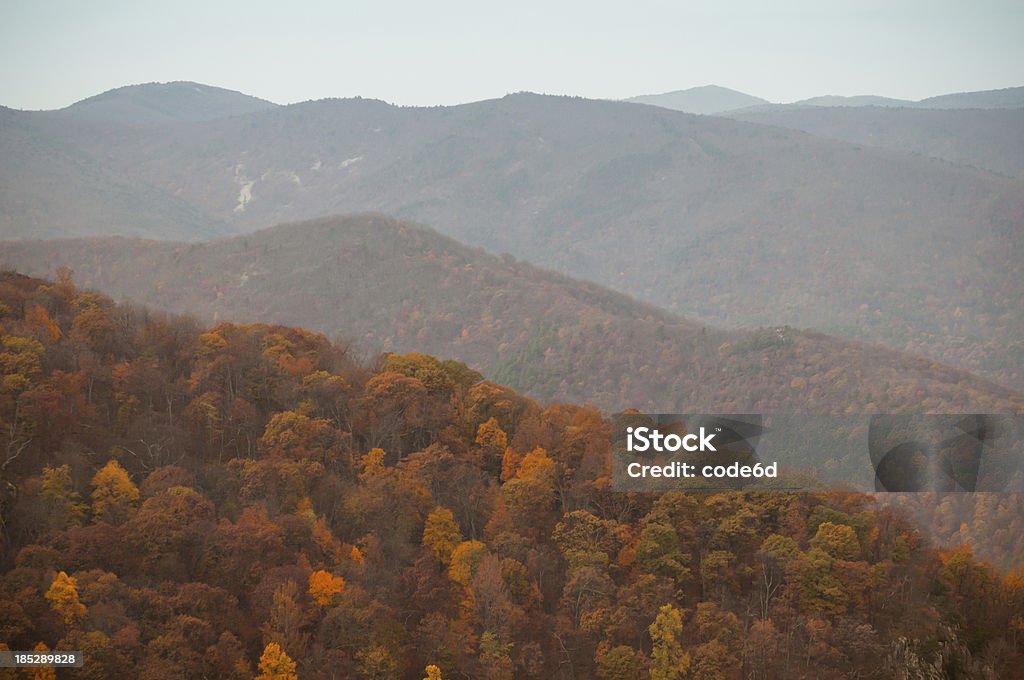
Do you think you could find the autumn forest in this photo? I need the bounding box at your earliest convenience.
[1,272,1022,679]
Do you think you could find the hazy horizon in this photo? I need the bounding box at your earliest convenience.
[2,0,1022,111]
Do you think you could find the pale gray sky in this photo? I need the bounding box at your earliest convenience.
[1,0,1022,110]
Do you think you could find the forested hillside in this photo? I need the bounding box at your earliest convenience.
[5,215,1023,419]
[728,106,1024,178]
[0,106,230,241]
[2,272,1023,679]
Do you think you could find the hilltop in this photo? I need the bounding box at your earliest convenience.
[56,81,278,124]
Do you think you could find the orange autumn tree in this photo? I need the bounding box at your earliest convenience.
[475,417,508,458]
[308,570,346,607]
[24,304,62,344]
[45,571,86,626]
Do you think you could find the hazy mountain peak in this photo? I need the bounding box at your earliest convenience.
[61,80,277,124]
[626,85,770,114]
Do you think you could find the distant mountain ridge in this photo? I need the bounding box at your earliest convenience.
[791,95,912,108]
[628,84,1024,113]
[781,87,1024,111]
[625,85,768,114]
[727,106,1024,177]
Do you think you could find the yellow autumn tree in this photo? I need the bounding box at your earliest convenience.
[90,459,139,524]
[308,570,346,607]
[255,642,298,680]
[359,448,386,481]
[649,603,689,680]
[422,507,462,565]
[40,464,87,530]
[447,540,489,588]
[502,447,557,529]
[423,664,443,680]
[45,571,86,626]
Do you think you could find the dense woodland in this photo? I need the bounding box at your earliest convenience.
[1,272,1023,679]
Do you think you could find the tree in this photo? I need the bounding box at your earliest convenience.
[635,523,690,580]
[255,642,297,680]
[382,352,454,394]
[70,305,115,352]
[40,465,86,530]
[90,459,139,524]
[810,522,861,561]
[203,632,251,679]
[553,510,621,573]
[262,581,309,662]
[24,304,62,344]
[356,644,398,680]
[475,417,508,459]
[259,410,340,462]
[423,507,462,565]
[801,548,848,614]
[45,571,86,626]
[595,644,640,680]
[501,447,557,531]
[308,569,346,607]
[448,541,489,589]
[649,604,689,680]
[423,664,443,680]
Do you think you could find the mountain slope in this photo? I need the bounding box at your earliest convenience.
[728,106,1024,177]
[5,214,1022,417]
[625,85,768,114]
[0,106,230,240]
[2,92,1022,389]
[2,271,1022,677]
[58,81,278,124]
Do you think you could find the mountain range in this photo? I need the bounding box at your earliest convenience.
[2,84,1021,390]
[628,84,1024,115]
